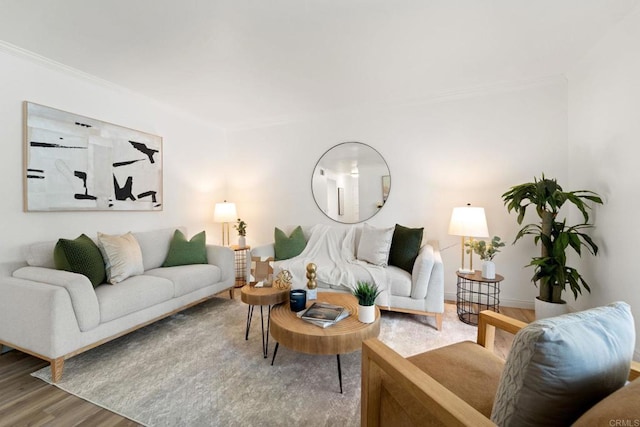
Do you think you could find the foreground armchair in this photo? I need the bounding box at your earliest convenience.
[362,303,639,426]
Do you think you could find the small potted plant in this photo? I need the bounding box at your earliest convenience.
[234,218,247,247]
[465,236,505,279]
[352,281,381,323]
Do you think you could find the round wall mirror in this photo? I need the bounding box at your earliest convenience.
[311,142,391,223]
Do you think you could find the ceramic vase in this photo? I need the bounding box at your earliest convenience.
[534,297,568,320]
[482,260,496,279]
[358,304,376,324]
[238,236,246,247]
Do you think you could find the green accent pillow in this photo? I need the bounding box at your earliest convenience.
[388,224,424,273]
[163,230,208,267]
[274,226,307,261]
[53,234,106,287]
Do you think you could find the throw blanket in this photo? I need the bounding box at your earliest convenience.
[277,224,390,307]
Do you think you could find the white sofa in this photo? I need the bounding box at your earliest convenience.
[251,225,444,330]
[0,226,234,382]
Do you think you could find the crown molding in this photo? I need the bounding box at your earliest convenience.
[0,40,226,131]
[227,74,567,132]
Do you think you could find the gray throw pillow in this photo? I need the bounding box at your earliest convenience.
[491,302,635,427]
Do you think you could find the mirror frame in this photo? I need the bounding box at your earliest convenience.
[311,141,391,224]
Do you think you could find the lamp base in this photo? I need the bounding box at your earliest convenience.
[457,268,474,274]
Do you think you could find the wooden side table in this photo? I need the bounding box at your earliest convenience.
[240,284,289,358]
[230,245,251,288]
[456,270,504,326]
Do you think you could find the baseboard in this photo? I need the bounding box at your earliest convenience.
[444,292,535,310]
[1,345,13,354]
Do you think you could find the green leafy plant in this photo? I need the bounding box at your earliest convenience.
[465,236,505,261]
[234,218,247,237]
[352,281,382,306]
[502,174,603,303]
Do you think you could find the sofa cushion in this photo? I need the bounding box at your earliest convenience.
[387,266,412,297]
[145,264,222,297]
[274,226,307,261]
[163,230,208,267]
[491,302,635,427]
[357,224,394,267]
[24,240,57,268]
[132,227,186,271]
[408,341,504,418]
[572,378,640,426]
[95,274,174,323]
[97,232,144,284]
[53,234,106,287]
[388,224,424,273]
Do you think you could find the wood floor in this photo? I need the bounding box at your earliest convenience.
[0,305,534,426]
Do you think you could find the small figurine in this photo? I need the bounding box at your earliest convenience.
[274,270,293,290]
[306,262,318,300]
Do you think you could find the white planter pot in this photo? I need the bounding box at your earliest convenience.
[534,297,568,320]
[481,260,495,279]
[358,304,376,324]
[238,236,246,247]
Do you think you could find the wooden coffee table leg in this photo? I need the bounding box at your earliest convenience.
[337,355,343,394]
[271,342,279,366]
[245,305,254,340]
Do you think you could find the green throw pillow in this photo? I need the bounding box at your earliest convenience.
[274,226,307,261]
[388,224,424,273]
[54,234,106,287]
[163,230,208,267]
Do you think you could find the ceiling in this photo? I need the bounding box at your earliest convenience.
[0,0,638,129]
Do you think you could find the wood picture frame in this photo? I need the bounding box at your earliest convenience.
[24,102,163,211]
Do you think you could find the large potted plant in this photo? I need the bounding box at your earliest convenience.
[502,174,603,318]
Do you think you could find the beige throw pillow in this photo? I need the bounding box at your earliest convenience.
[97,232,144,284]
[356,223,394,266]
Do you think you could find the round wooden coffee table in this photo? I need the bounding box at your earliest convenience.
[269,292,380,393]
[241,284,289,358]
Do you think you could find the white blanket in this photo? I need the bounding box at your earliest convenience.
[277,224,390,307]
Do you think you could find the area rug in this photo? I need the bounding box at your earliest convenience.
[32,297,477,426]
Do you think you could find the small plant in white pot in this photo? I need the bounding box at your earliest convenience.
[352,281,381,324]
[234,218,247,247]
[465,236,505,279]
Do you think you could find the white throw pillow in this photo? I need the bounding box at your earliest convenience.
[356,224,394,266]
[491,302,635,427]
[97,232,144,284]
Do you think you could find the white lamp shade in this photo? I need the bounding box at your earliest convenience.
[213,201,237,223]
[448,206,489,238]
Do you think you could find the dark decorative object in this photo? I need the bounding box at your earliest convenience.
[289,289,307,312]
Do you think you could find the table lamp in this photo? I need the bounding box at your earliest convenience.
[448,204,489,274]
[213,200,237,246]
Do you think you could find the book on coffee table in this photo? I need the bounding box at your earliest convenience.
[301,301,345,323]
[297,305,350,328]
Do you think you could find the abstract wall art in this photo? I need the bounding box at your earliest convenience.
[24,102,163,211]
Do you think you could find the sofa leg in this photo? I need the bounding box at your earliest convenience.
[51,357,64,383]
[435,313,443,331]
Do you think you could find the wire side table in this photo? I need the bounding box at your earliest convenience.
[456,270,504,326]
[230,245,251,288]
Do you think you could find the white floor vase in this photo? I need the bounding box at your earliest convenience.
[534,297,568,320]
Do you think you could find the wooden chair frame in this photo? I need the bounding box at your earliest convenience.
[361,310,640,426]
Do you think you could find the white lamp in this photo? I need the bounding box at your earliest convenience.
[213,200,237,246]
[448,204,489,274]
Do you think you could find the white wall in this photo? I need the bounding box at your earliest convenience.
[567,6,640,357]
[226,78,569,308]
[0,46,230,262]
